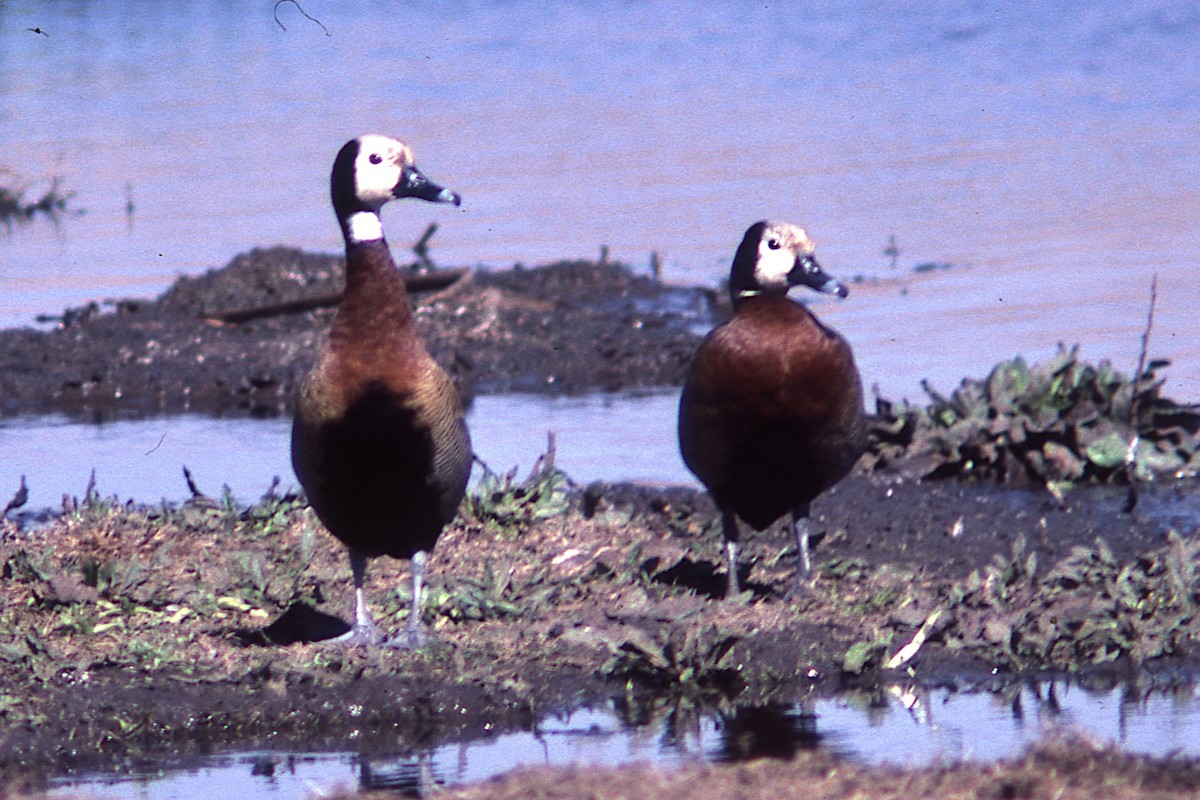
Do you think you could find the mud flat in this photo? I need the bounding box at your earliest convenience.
[0,248,708,420]
[2,250,1200,798]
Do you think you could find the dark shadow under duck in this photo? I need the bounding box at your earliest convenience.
[678,220,867,598]
[291,134,470,647]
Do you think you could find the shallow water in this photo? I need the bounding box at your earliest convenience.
[5,5,1200,791]
[2,1,1198,400]
[43,682,1200,799]
[0,392,689,513]
[5,390,1199,534]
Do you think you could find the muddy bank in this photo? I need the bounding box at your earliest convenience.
[2,246,1195,488]
[1,461,1199,784]
[0,248,710,420]
[3,250,1200,797]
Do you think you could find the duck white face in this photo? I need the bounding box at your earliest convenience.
[729,220,848,301]
[332,134,461,244]
[353,134,415,211]
[753,222,816,293]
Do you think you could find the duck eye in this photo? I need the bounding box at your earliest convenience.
[368,153,383,165]
[767,239,781,250]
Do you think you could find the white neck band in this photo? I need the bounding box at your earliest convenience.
[346,211,384,243]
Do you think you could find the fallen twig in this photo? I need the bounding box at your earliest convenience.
[885,609,943,670]
[201,268,468,324]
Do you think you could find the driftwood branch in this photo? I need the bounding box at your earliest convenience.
[202,268,468,325]
[412,223,439,272]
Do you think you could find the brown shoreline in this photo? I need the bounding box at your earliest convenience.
[0,247,708,421]
[2,249,1200,798]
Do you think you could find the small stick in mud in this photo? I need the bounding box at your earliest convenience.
[884,233,900,269]
[1124,273,1158,514]
[411,222,439,273]
[125,182,135,230]
[885,608,944,670]
[3,475,28,518]
[182,465,205,499]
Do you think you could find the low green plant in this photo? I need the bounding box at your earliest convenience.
[239,480,307,538]
[868,345,1200,483]
[79,556,150,599]
[63,470,120,522]
[595,623,742,693]
[842,632,893,674]
[463,435,570,538]
[425,566,525,623]
[939,531,1200,670]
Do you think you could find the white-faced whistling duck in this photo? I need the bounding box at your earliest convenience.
[291,134,470,647]
[678,220,867,598]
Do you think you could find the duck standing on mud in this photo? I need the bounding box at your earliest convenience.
[291,135,471,647]
[678,221,867,598]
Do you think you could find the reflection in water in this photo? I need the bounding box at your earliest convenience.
[47,681,1200,799]
[716,704,821,762]
[357,754,435,798]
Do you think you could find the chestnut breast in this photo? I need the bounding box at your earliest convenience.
[678,294,866,530]
[291,243,471,559]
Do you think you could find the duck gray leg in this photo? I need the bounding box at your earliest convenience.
[722,510,741,598]
[333,549,383,646]
[387,549,429,650]
[791,504,813,590]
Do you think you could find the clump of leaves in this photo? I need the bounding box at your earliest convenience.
[595,623,742,694]
[424,564,526,623]
[463,434,570,538]
[939,531,1200,671]
[868,345,1200,484]
[0,173,74,231]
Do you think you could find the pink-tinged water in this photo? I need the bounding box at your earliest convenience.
[1,1,1197,400]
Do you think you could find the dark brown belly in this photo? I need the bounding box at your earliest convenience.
[292,384,470,560]
[701,418,862,530]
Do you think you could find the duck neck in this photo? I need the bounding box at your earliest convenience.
[344,209,384,244]
[333,233,416,346]
[728,221,765,302]
[731,286,789,309]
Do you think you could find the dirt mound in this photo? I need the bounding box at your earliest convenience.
[0,248,708,420]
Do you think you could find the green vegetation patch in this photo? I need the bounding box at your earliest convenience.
[939,531,1200,670]
[867,345,1200,484]
[829,529,1200,675]
[462,444,571,540]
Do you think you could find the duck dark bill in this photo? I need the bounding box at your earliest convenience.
[788,254,848,297]
[396,164,462,206]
